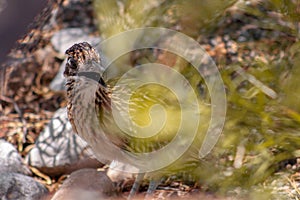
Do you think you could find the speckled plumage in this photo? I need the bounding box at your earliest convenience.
[64,42,209,199]
[64,42,123,157]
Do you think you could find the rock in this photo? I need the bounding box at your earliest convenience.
[0,139,31,175]
[25,107,102,176]
[107,160,137,183]
[0,172,48,200]
[49,59,67,91]
[51,28,101,55]
[51,168,118,200]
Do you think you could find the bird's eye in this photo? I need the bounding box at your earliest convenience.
[67,57,77,69]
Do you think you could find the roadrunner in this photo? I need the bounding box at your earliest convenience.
[64,42,210,199]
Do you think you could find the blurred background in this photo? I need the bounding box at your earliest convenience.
[2,0,300,199]
[0,0,47,63]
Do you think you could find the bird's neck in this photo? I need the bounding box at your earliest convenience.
[65,76,111,132]
[66,76,111,108]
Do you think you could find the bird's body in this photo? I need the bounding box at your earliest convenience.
[64,42,210,198]
[65,43,125,164]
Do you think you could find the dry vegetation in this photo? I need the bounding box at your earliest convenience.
[1,0,300,199]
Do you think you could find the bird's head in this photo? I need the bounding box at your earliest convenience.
[64,42,105,85]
